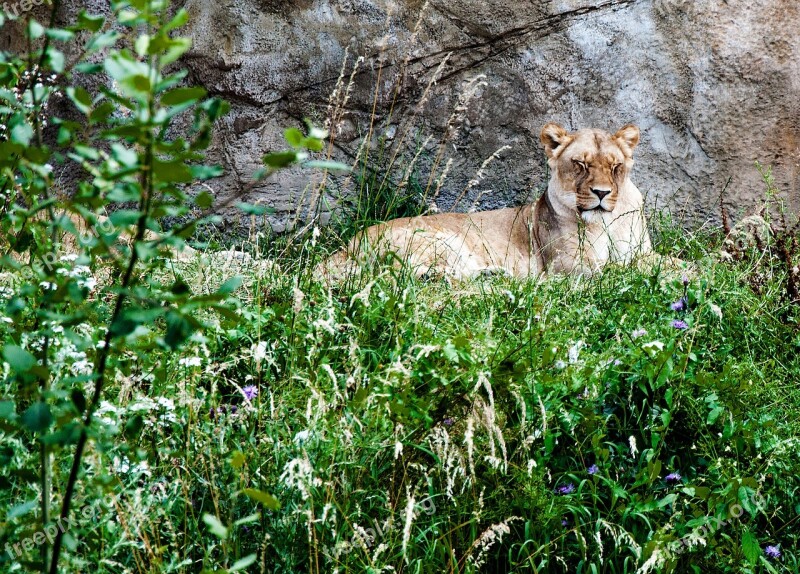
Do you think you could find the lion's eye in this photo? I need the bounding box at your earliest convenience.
[573,160,587,171]
[612,163,622,173]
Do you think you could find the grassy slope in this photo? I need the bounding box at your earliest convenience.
[2,224,800,574]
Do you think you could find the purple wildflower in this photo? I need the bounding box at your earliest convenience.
[670,297,687,312]
[443,417,455,426]
[556,483,576,495]
[561,518,569,526]
[765,545,781,559]
[588,464,599,475]
[242,385,258,401]
[682,275,689,286]
[672,319,689,330]
[209,407,217,420]
[665,472,682,484]
[631,328,648,339]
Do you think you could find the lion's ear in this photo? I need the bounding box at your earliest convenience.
[540,122,571,158]
[614,124,640,155]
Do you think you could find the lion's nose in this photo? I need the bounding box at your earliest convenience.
[591,188,611,200]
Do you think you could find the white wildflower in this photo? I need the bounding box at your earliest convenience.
[292,285,305,313]
[401,490,416,560]
[468,517,521,569]
[350,281,374,307]
[464,415,476,478]
[112,455,131,474]
[178,356,202,368]
[156,397,175,411]
[294,430,311,445]
[77,276,97,291]
[70,355,93,376]
[280,456,321,500]
[628,435,638,458]
[252,341,268,361]
[568,340,585,364]
[642,340,664,355]
[127,397,157,413]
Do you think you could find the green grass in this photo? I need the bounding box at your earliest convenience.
[2,219,800,574]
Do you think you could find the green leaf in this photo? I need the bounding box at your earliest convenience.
[46,28,76,42]
[10,122,33,146]
[759,555,780,574]
[110,314,140,338]
[742,530,760,565]
[46,47,66,73]
[3,344,36,372]
[8,499,37,519]
[262,150,300,169]
[161,86,206,106]
[202,514,228,540]
[189,165,224,180]
[66,86,93,115]
[109,210,142,227]
[121,74,151,95]
[303,137,324,152]
[165,311,198,350]
[230,450,246,469]
[303,160,351,172]
[152,158,192,183]
[124,414,144,439]
[75,11,105,32]
[230,554,257,572]
[284,127,304,148]
[243,488,280,511]
[707,406,724,425]
[28,20,45,39]
[75,62,103,75]
[111,143,138,167]
[233,513,261,526]
[218,276,243,295]
[164,8,190,32]
[194,191,214,209]
[90,101,116,124]
[86,30,121,53]
[134,34,150,57]
[236,202,274,216]
[22,403,53,433]
[160,37,192,66]
[0,401,16,421]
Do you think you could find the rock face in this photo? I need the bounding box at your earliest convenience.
[7,0,800,232]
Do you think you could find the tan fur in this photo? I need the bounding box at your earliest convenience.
[322,123,652,280]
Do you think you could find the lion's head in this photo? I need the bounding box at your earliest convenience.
[540,123,640,225]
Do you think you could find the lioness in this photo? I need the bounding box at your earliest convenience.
[323,123,652,280]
